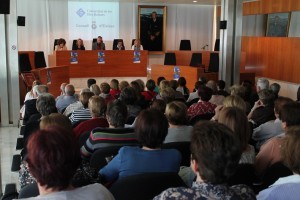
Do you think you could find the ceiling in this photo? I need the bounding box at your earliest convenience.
[113,0,258,5]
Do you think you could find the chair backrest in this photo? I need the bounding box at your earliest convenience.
[19,53,32,73]
[228,164,255,188]
[92,38,97,43]
[89,146,123,171]
[53,39,59,51]
[72,39,77,50]
[162,142,190,166]
[189,53,202,67]
[113,39,124,50]
[110,172,186,200]
[164,52,176,65]
[78,131,90,148]
[34,51,47,69]
[18,182,39,199]
[179,39,191,50]
[208,52,219,72]
[131,39,136,46]
[214,39,220,51]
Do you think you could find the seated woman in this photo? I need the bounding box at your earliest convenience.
[218,107,255,164]
[73,96,109,139]
[69,91,94,124]
[164,101,193,143]
[257,126,300,200]
[99,109,181,184]
[72,38,85,50]
[154,121,256,199]
[18,126,114,200]
[55,38,67,51]
[131,39,143,50]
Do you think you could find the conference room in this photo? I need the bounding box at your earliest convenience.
[0,0,300,199]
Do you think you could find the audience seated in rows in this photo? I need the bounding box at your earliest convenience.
[81,100,137,159]
[18,126,114,200]
[69,91,94,124]
[154,121,256,199]
[217,80,229,97]
[119,87,141,119]
[164,101,192,143]
[99,109,181,184]
[255,102,300,177]
[252,97,293,150]
[169,80,185,101]
[73,96,109,140]
[56,84,77,113]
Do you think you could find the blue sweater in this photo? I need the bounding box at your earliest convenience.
[99,146,181,182]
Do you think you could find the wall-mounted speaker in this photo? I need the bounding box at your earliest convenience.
[17,16,25,26]
[220,20,227,30]
[0,0,10,14]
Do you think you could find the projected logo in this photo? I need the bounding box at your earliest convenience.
[76,8,85,17]
[92,21,97,29]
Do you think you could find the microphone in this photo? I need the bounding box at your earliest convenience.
[201,44,208,50]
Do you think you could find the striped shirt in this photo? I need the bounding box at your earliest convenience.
[69,108,92,123]
[81,127,137,159]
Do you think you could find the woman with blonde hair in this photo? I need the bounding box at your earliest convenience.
[131,39,143,50]
[72,38,85,50]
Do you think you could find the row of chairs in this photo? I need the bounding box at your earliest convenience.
[164,52,219,72]
[54,39,221,51]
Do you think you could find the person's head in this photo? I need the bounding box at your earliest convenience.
[223,95,247,113]
[117,40,123,47]
[229,84,245,99]
[157,77,166,86]
[282,126,300,174]
[194,81,204,91]
[131,81,142,94]
[32,80,41,88]
[26,126,80,191]
[159,80,170,91]
[89,84,100,96]
[97,36,103,43]
[89,96,106,117]
[256,78,269,92]
[217,80,226,90]
[198,77,207,84]
[110,79,119,90]
[190,121,240,184]
[135,109,168,149]
[165,101,188,125]
[178,77,187,87]
[274,97,293,117]
[150,99,166,113]
[106,100,127,128]
[58,38,66,47]
[146,79,156,91]
[64,84,75,96]
[160,87,175,103]
[79,91,94,108]
[33,85,48,97]
[197,85,213,102]
[241,81,253,101]
[270,83,281,98]
[218,107,250,152]
[134,39,141,46]
[135,79,145,92]
[77,38,84,47]
[100,82,110,94]
[120,87,137,105]
[119,81,129,91]
[40,113,72,131]
[280,102,300,129]
[60,83,68,95]
[206,80,217,94]
[258,89,275,106]
[36,94,57,116]
[151,11,157,19]
[87,79,96,88]
[169,80,178,90]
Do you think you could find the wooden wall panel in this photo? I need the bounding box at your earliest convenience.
[243,0,300,15]
[241,36,300,83]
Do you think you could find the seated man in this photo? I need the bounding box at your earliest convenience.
[248,89,276,128]
[81,100,137,159]
[255,102,300,177]
[154,121,256,199]
[56,84,77,113]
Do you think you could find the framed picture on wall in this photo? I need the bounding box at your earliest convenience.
[138,6,167,53]
[266,13,290,37]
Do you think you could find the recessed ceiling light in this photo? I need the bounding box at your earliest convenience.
[193,0,198,2]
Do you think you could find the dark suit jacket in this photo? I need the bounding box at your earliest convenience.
[92,42,105,50]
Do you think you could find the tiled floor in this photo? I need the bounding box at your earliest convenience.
[0,126,20,193]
